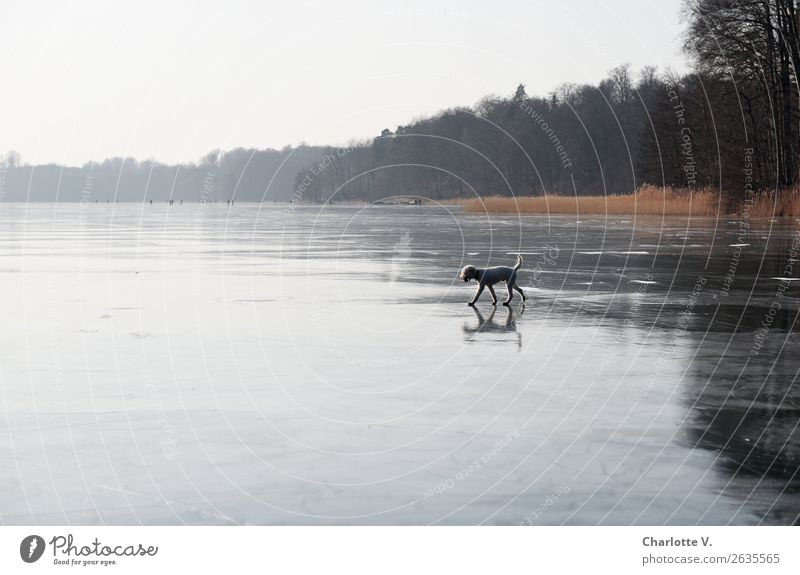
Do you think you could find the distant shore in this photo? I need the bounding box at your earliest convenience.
[462,185,800,218]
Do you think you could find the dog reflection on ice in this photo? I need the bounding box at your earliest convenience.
[462,305,522,350]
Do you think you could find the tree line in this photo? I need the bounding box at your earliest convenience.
[2,0,796,205]
[0,147,332,203]
[296,0,799,206]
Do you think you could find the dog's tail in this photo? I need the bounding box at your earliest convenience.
[513,254,523,271]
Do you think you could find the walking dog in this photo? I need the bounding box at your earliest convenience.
[459,255,525,306]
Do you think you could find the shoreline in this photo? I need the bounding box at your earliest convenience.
[3,185,800,220]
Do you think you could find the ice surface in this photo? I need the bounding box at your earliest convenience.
[0,204,798,525]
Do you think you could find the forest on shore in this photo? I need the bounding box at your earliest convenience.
[1,0,797,208]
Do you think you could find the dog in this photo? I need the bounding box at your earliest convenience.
[459,255,526,306]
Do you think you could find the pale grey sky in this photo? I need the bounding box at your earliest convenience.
[0,0,688,166]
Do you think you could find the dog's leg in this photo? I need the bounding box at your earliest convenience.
[487,285,498,305]
[503,282,514,305]
[468,283,485,306]
[513,284,526,302]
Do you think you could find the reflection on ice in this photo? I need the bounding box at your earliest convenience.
[0,204,798,525]
[462,305,523,351]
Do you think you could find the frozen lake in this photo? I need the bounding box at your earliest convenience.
[1,203,799,525]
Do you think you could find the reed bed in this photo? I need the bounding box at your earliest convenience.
[462,185,800,218]
[743,188,800,218]
[462,185,717,216]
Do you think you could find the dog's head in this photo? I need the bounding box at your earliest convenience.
[459,265,478,282]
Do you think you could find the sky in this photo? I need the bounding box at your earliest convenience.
[0,0,689,166]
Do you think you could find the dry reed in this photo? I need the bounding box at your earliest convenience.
[743,188,800,218]
[462,185,800,218]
